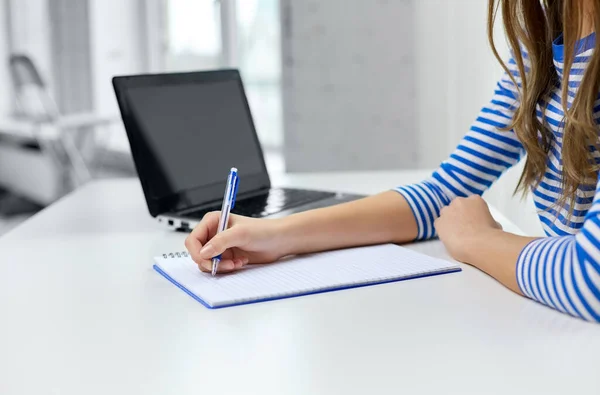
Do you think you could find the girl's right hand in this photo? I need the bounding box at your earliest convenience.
[184,212,287,274]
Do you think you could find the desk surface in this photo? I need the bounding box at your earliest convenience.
[1,171,598,395]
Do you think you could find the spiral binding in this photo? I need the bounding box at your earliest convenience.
[162,251,189,259]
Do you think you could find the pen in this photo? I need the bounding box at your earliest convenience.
[211,167,239,276]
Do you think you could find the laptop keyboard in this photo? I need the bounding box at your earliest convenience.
[185,188,336,219]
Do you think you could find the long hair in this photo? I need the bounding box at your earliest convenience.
[487,0,600,215]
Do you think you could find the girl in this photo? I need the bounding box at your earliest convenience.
[186,0,600,322]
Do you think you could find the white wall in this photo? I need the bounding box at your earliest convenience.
[7,0,54,96]
[415,0,509,168]
[414,0,452,169]
[0,1,11,116]
[88,0,148,152]
[281,0,416,172]
[280,0,508,172]
[89,0,146,118]
[2,0,146,119]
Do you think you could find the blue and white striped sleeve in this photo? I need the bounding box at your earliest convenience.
[394,57,526,240]
[516,176,600,322]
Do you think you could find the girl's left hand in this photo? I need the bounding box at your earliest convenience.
[434,195,502,263]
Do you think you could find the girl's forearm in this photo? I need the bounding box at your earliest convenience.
[278,191,418,256]
[462,229,538,295]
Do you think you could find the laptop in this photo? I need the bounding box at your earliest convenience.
[112,69,363,231]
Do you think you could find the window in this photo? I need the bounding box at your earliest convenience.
[236,0,282,149]
[164,0,222,72]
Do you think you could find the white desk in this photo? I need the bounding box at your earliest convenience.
[0,171,598,395]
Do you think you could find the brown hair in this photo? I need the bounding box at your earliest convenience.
[488,0,600,215]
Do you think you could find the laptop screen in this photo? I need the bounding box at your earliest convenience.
[114,71,270,215]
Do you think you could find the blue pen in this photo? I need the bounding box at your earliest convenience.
[211,167,239,277]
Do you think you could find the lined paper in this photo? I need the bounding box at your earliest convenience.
[154,244,460,308]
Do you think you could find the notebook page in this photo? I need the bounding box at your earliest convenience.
[154,244,460,308]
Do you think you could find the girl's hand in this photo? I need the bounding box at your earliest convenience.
[185,212,287,274]
[434,195,502,263]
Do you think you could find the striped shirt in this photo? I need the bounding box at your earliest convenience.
[395,32,600,322]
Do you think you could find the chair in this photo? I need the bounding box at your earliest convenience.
[7,54,118,193]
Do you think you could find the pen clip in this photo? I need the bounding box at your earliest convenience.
[230,175,239,209]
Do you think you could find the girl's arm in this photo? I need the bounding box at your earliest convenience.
[281,191,418,255]
[190,56,526,272]
[188,192,419,271]
[435,190,600,323]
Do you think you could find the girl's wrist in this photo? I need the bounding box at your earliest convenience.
[460,227,504,265]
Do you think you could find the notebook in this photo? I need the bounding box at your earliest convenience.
[153,244,461,309]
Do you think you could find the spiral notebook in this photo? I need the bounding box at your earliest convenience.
[153,244,461,309]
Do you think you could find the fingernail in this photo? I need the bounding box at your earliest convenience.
[242,257,249,266]
[200,244,215,258]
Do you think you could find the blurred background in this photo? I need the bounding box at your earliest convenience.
[0,0,542,236]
